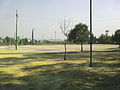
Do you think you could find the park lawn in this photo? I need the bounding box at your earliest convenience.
[0,49,34,53]
[0,49,51,53]
[0,51,120,90]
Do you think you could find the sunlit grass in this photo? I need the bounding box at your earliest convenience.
[0,44,119,54]
[0,50,120,90]
[0,49,42,53]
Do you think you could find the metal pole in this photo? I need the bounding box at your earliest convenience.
[64,41,66,60]
[55,30,56,44]
[15,10,18,50]
[90,0,93,67]
[42,35,44,45]
[32,28,34,45]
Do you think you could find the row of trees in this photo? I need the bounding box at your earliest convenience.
[0,24,120,48]
[59,21,120,60]
[0,37,34,45]
[0,36,63,45]
[67,23,120,50]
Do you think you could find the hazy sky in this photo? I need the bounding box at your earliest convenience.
[0,0,120,40]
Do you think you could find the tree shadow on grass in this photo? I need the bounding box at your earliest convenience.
[0,51,120,90]
[0,57,38,66]
[93,52,120,61]
[0,62,120,90]
[0,71,30,90]
[22,53,90,62]
[0,54,69,66]
[20,62,120,90]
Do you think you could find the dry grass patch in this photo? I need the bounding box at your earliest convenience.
[0,50,120,90]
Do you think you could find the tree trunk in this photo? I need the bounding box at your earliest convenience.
[64,42,67,60]
[80,43,83,51]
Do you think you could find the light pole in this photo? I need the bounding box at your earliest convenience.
[55,30,56,44]
[105,30,109,37]
[15,10,18,50]
[32,28,35,45]
[90,0,93,67]
[42,34,44,45]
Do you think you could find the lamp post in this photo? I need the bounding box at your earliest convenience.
[15,10,18,50]
[105,30,109,37]
[90,0,93,67]
[32,28,35,45]
[55,30,56,44]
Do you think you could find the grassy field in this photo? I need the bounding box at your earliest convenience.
[0,45,120,90]
[0,44,119,53]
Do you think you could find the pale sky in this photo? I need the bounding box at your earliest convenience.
[0,0,120,40]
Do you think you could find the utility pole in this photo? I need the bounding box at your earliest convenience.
[55,30,56,44]
[105,30,109,37]
[105,30,109,43]
[32,28,35,45]
[42,34,44,45]
[15,10,18,50]
[90,0,93,67]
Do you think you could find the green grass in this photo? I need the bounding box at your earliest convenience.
[0,49,43,53]
[0,49,120,90]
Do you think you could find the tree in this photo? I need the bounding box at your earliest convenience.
[2,36,15,45]
[98,34,107,44]
[19,38,29,45]
[68,23,89,51]
[0,37,3,45]
[59,18,72,60]
[89,33,97,44]
[113,29,120,48]
[98,34,112,44]
[5,36,10,45]
[111,34,115,44]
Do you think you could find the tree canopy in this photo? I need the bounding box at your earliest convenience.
[68,23,89,51]
[112,29,120,47]
[98,34,112,44]
[68,23,89,44]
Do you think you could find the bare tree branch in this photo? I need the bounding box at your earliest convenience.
[59,18,73,37]
[59,17,73,60]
